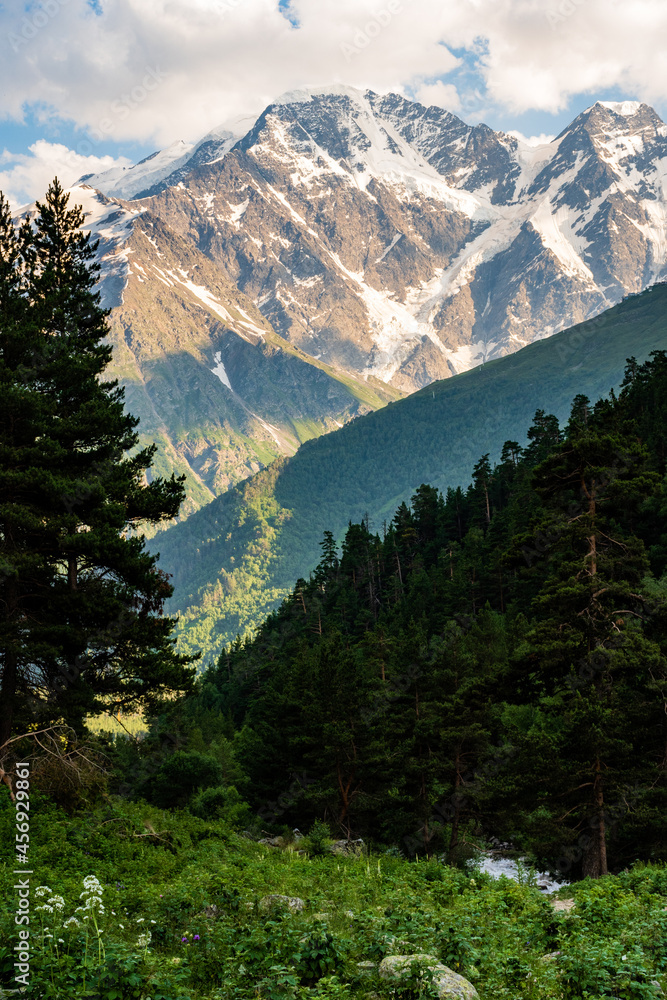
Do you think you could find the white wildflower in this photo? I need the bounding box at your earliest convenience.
[150,920,156,924]
[136,932,151,948]
[64,917,80,929]
[50,896,65,912]
[58,939,64,944]
[35,886,52,898]
[136,917,145,924]
[83,896,104,914]
[36,904,54,914]
[119,924,125,930]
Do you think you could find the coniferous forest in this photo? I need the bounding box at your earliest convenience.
[2,183,667,999]
[167,356,667,882]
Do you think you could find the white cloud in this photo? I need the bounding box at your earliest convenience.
[0,141,132,210]
[459,0,667,115]
[413,80,462,112]
[506,131,556,147]
[0,0,462,148]
[0,0,665,200]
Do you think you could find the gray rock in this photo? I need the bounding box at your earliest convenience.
[550,898,576,913]
[379,955,478,1000]
[258,894,305,913]
[329,838,365,856]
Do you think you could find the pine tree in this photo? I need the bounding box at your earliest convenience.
[513,400,664,876]
[0,180,195,745]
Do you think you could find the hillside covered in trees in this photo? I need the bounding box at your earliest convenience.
[154,283,667,658]
[162,351,667,882]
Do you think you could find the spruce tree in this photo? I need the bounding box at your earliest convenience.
[0,180,195,745]
[512,401,664,876]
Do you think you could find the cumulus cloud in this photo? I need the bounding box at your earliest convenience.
[0,0,665,174]
[0,0,461,147]
[453,0,667,115]
[413,80,462,112]
[506,131,556,147]
[0,141,132,210]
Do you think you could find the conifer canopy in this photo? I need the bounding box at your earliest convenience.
[0,179,196,745]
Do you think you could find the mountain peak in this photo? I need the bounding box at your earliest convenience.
[273,83,372,105]
[555,99,664,145]
[597,99,644,116]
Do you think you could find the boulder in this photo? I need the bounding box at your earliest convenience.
[258,894,305,913]
[329,838,365,856]
[379,955,478,1000]
[550,898,575,913]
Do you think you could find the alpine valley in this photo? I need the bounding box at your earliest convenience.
[66,84,667,652]
[4,73,667,1000]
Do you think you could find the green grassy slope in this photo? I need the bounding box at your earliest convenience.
[153,283,667,658]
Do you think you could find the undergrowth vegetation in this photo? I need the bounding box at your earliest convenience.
[1,794,666,999]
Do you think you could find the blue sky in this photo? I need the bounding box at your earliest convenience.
[1,0,665,206]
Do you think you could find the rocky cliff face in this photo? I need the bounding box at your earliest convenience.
[86,87,667,394]
[74,90,667,514]
[68,185,399,519]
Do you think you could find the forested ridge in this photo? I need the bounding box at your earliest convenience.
[168,352,667,881]
[155,283,667,657]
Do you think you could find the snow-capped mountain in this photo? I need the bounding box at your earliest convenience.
[85,86,666,392]
[59,185,397,518]
[72,87,667,508]
[80,111,260,201]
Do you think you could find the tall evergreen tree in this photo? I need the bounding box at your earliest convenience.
[512,400,664,875]
[0,180,195,745]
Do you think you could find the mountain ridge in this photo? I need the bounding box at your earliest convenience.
[151,282,667,657]
[45,185,400,520]
[86,87,667,394]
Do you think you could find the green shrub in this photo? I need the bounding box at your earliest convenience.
[149,750,222,807]
[304,819,333,856]
[190,784,251,826]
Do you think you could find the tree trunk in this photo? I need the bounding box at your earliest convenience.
[582,759,608,878]
[0,577,19,747]
[448,751,462,862]
[0,645,18,748]
[586,480,597,576]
